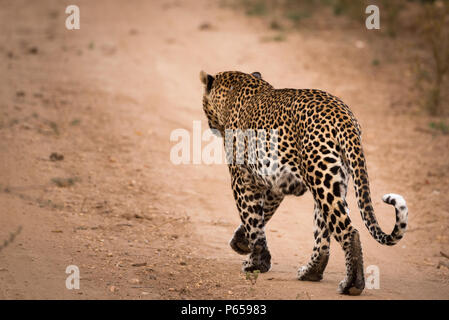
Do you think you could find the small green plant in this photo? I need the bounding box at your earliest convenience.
[51,177,79,188]
[244,0,267,16]
[420,0,449,115]
[272,33,286,41]
[0,226,22,252]
[245,270,260,285]
[70,118,81,126]
[330,0,365,22]
[381,0,405,38]
[281,0,314,26]
[286,11,310,24]
[270,20,282,30]
[260,33,286,42]
[48,121,59,135]
[429,121,449,134]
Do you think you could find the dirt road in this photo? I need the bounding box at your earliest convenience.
[1,0,448,299]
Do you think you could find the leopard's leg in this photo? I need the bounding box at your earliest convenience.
[230,189,283,255]
[228,167,274,272]
[329,166,364,296]
[300,152,364,295]
[335,225,364,296]
[229,224,251,255]
[239,192,271,274]
[297,202,331,281]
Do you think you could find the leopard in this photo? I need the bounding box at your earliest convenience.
[199,70,408,295]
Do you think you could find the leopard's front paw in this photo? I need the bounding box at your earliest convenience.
[297,265,323,281]
[297,254,328,281]
[242,248,271,273]
[230,225,251,255]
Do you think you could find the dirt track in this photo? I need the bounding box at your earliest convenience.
[1,0,449,299]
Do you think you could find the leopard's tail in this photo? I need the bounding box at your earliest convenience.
[345,139,408,246]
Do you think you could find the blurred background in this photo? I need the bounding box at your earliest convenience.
[228,0,449,117]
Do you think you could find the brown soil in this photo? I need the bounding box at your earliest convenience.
[0,0,448,300]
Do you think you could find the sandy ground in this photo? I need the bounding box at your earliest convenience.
[0,0,449,300]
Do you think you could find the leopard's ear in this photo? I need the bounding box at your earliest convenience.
[200,70,214,93]
[251,71,262,79]
[200,70,208,85]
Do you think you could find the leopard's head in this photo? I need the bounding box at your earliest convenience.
[199,70,269,135]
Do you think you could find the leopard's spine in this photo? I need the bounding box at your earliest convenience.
[342,134,408,246]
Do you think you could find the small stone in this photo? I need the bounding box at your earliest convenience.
[199,22,212,30]
[28,47,38,54]
[131,262,147,267]
[50,152,64,161]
